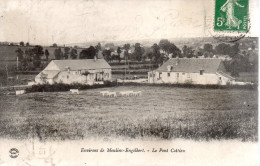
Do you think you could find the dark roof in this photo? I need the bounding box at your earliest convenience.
[155,58,225,74]
[51,59,111,71]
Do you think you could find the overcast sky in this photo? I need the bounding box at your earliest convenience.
[0,0,259,45]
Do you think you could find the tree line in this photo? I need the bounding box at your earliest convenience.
[15,39,256,76]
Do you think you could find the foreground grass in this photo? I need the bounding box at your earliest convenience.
[0,86,257,141]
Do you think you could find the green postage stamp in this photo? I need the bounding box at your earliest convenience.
[214,0,249,32]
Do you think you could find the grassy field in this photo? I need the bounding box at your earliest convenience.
[0,85,257,141]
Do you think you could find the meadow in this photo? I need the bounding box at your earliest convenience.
[0,85,257,141]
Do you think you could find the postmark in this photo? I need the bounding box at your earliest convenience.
[9,148,19,159]
[214,0,249,32]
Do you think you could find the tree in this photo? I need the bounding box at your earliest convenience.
[95,42,101,51]
[79,46,96,59]
[70,48,78,59]
[54,48,60,60]
[44,49,49,61]
[20,41,24,46]
[24,48,34,70]
[133,43,145,61]
[159,39,171,54]
[32,45,44,68]
[52,43,58,47]
[151,43,163,65]
[102,49,112,62]
[26,42,30,46]
[229,43,240,58]
[123,43,131,62]
[203,43,213,53]
[182,45,195,58]
[229,59,240,77]
[117,47,122,63]
[214,43,231,55]
[15,48,24,61]
[64,47,70,59]
[159,39,181,57]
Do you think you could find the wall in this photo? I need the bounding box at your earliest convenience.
[148,71,231,85]
[55,69,111,84]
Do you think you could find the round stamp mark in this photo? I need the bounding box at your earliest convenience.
[9,148,19,159]
[209,19,251,43]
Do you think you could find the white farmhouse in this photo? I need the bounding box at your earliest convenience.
[148,58,234,85]
[35,59,111,85]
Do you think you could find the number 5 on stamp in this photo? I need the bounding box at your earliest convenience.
[214,0,249,32]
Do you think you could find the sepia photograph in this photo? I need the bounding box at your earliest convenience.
[0,0,259,165]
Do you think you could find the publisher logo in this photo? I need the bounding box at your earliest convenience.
[9,148,19,158]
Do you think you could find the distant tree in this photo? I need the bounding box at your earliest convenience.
[95,42,101,51]
[182,45,195,58]
[159,39,171,54]
[151,43,163,65]
[123,43,131,62]
[133,43,145,61]
[54,48,60,60]
[117,47,122,63]
[44,49,49,61]
[24,48,34,70]
[70,48,78,59]
[203,43,214,53]
[240,51,251,72]
[52,43,58,47]
[26,42,30,46]
[102,49,112,62]
[229,59,240,77]
[19,41,24,46]
[15,48,24,61]
[159,39,181,57]
[64,47,70,59]
[79,46,96,59]
[214,43,231,55]
[54,48,63,60]
[32,45,44,68]
[229,43,240,58]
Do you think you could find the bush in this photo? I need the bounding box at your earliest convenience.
[25,81,117,93]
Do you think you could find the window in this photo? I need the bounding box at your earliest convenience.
[182,73,185,75]
[176,73,179,78]
[67,75,69,79]
[200,70,204,75]
[159,72,162,78]
[167,73,170,77]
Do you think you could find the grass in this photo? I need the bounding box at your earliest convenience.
[0,85,257,141]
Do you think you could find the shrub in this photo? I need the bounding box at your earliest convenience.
[25,81,117,93]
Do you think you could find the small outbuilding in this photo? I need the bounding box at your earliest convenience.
[148,58,234,85]
[35,59,111,85]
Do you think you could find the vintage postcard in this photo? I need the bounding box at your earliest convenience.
[0,0,259,165]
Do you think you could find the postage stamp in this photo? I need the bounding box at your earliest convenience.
[214,0,249,32]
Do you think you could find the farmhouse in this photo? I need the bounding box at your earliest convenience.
[35,59,111,84]
[148,58,234,85]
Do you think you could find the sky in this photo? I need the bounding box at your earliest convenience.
[0,0,259,45]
